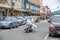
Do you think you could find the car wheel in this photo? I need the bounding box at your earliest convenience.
[25,29,29,33]
[19,23,22,26]
[9,23,13,29]
[29,30,32,32]
[16,23,19,28]
[9,25,12,29]
[16,25,18,28]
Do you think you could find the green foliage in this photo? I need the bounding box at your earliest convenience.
[25,10,31,16]
[9,8,14,13]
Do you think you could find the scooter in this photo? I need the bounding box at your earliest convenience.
[24,25,33,33]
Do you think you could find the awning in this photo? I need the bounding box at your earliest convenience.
[26,10,31,12]
[20,9,26,12]
[14,9,27,13]
[14,7,26,12]
[0,4,11,8]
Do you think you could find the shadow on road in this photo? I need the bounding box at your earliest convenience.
[23,30,37,34]
[50,35,60,38]
[0,28,10,29]
[53,35,60,38]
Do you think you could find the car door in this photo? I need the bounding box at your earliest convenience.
[11,17,19,27]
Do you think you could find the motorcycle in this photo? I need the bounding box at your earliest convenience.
[24,25,33,33]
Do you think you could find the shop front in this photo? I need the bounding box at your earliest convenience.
[0,7,10,20]
[10,9,26,16]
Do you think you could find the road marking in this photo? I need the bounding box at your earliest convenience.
[51,39,58,40]
[44,33,49,40]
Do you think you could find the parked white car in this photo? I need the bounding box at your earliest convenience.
[0,16,19,29]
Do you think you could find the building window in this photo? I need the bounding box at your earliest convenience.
[19,0,20,2]
[0,0,6,4]
[15,0,20,2]
[12,0,14,2]
[11,0,15,8]
[11,2,15,8]
[34,7,36,11]
[26,3,30,9]
[15,0,16,1]
[30,5,33,10]
[33,6,35,11]
[36,7,39,11]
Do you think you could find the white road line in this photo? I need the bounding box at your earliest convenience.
[44,33,49,40]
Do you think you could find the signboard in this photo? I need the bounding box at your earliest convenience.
[11,2,14,8]
[11,0,15,8]
[28,0,40,5]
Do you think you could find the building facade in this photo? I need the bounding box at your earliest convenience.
[11,0,26,16]
[40,0,43,6]
[0,0,41,19]
[0,0,11,19]
[24,0,40,16]
[11,0,41,16]
[40,6,52,20]
[40,0,43,13]
[0,0,27,19]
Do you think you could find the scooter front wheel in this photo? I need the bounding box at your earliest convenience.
[29,29,32,32]
[26,30,29,33]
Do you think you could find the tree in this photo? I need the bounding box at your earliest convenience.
[9,8,14,13]
[25,10,31,16]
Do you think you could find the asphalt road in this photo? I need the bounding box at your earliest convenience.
[0,20,60,40]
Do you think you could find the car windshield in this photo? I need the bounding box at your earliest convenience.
[4,17,12,21]
[3,17,16,21]
[51,18,60,23]
[0,17,11,21]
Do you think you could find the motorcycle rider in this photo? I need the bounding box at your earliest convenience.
[25,19,37,30]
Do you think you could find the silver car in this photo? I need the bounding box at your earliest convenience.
[16,16,26,25]
[16,16,23,25]
[0,16,19,29]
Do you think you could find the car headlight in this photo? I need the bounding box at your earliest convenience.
[3,23,9,25]
[50,24,54,28]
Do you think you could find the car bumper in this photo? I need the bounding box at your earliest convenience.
[49,31,60,35]
[0,25,9,28]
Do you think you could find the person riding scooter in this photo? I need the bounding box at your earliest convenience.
[24,24,33,33]
[24,20,37,33]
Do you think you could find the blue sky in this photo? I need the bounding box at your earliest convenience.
[43,0,60,12]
